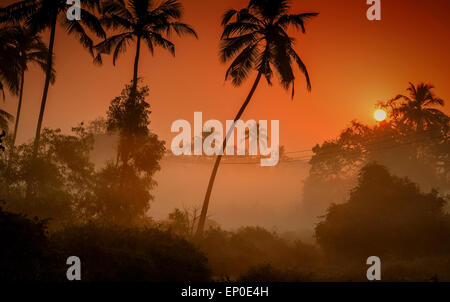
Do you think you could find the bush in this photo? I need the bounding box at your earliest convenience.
[315,163,450,260]
[0,205,53,280]
[198,226,319,280]
[238,264,312,282]
[51,224,211,281]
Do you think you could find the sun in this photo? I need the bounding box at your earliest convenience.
[374,109,387,122]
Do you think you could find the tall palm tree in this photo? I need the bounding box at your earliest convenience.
[0,25,55,147]
[195,0,318,237]
[95,0,197,101]
[0,0,106,156]
[385,82,448,131]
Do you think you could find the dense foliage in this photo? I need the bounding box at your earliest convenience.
[315,163,450,260]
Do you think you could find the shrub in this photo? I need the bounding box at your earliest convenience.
[315,163,450,260]
[51,224,211,281]
[0,205,53,280]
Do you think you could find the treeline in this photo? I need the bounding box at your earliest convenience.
[2,161,450,281]
[302,82,449,226]
[1,83,165,228]
[0,206,210,281]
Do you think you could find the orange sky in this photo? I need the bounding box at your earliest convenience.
[2,0,450,151]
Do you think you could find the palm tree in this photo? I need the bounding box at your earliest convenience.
[0,25,55,147]
[0,0,106,156]
[384,82,448,131]
[94,0,197,101]
[195,0,318,238]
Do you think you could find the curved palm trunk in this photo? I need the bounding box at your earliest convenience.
[130,36,141,102]
[195,71,263,239]
[32,14,57,157]
[123,37,141,163]
[118,37,141,184]
[12,70,25,147]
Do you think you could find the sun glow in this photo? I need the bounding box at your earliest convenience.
[374,109,387,122]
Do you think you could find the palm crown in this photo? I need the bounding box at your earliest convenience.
[386,82,448,131]
[220,0,318,97]
[0,0,105,55]
[0,26,55,81]
[94,0,197,65]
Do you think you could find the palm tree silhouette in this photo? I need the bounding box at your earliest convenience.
[0,25,55,147]
[383,82,448,131]
[94,0,197,100]
[195,0,318,237]
[0,0,105,156]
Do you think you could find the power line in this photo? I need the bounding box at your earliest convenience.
[163,129,448,166]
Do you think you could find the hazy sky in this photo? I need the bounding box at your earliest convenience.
[2,0,450,152]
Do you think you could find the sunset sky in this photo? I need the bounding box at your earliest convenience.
[2,0,449,152]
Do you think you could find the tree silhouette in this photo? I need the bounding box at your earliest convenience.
[0,25,55,147]
[315,163,450,259]
[381,82,449,132]
[95,0,197,101]
[0,0,106,157]
[84,82,165,225]
[196,0,318,237]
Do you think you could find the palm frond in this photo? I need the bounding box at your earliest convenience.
[220,33,260,63]
[270,38,295,96]
[141,32,154,54]
[147,31,175,56]
[276,13,319,33]
[221,21,260,39]
[112,35,132,65]
[63,18,95,56]
[0,109,13,131]
[102,0,134,20]
[152,0,183,20]
[95,32,131,54]
[0,0,37,24]
[222,9,238,26]
[161,22,198,39]
[102,14,135,31]
[288,46,311,91]
[225,43,259,86]
[79,8,106,39]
